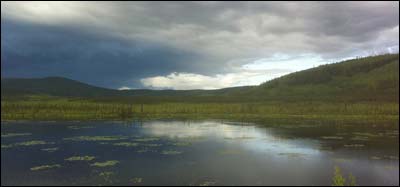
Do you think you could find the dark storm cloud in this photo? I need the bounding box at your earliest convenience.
[1,1,398,89]
[1,19,211,88]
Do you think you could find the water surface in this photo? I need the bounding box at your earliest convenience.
[1,120,399,186]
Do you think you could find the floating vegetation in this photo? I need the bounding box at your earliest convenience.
[278,152,307,159]
[161,150,183,155]
[383,155,399,160]
[1,133,32,138]
[5,140,55,148]
[30,164,61,171]
[136,148,157,153]
[134,137,159,142]
[142,143,162,147]
[64,136,128,142]
[99,171,115,183]
[350,136,369,141]
[344,144,364,148]
[113,142,139,147]
[352,132,380,137]
[41,147,59,152]
[65,155,96,161]
[370,156,382,160]
[90,160,120,167]
[67,126,94,130]
[224,136,255,140]
[321,136,344,140]
[17,140,53,146]
[171,142,192,146]
[1,144,13,149]
[130,177,143,184]
[198,180,217,186]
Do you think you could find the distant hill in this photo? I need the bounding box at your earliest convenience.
[1,77,119,97]
[245,53,399,102]
[1,54,398,102]
[0,76,253,98]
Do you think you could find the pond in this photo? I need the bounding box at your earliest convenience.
[1,120,399,186]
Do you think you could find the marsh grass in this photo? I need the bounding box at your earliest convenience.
[332,166,357,186]
[2,96,398,126]
[30,164,61,171]
[90,160,119,167]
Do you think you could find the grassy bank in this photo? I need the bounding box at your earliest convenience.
[1,96,398,125]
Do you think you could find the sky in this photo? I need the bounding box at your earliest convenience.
[1,1,399,90]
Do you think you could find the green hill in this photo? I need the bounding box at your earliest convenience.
[243,53,399,102]
[1,53,399,103]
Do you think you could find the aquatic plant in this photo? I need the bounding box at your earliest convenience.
[350,136,369,141]
[332,166,346,186]
[13,140,54,146]
[199,180,217,186]
[130,177,143,184]
[113,142,139,147]
[30,164,61,171]
[134,137,159,142]
[142,143,162,147]
[65,155,96,161]
[90,160,119,167]
[344,144,364,148]
[64,136,128,142]
[348,173,357,186]
[161,150,182,155]
[17,140,47,146]
[1,133,32,138]
[99,171,115,183]
[332,166,357,186]
[321,136,344,140]
[171,142,192,146]
[1,144,13,149]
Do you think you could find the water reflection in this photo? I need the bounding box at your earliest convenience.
[143,121,322,157]
[1,120,398,186]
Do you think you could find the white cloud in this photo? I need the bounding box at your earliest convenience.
[140,69,290,90]
[118,86,132,90]
[140,54,330,90]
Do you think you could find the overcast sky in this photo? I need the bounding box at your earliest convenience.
[1,1,399,90]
